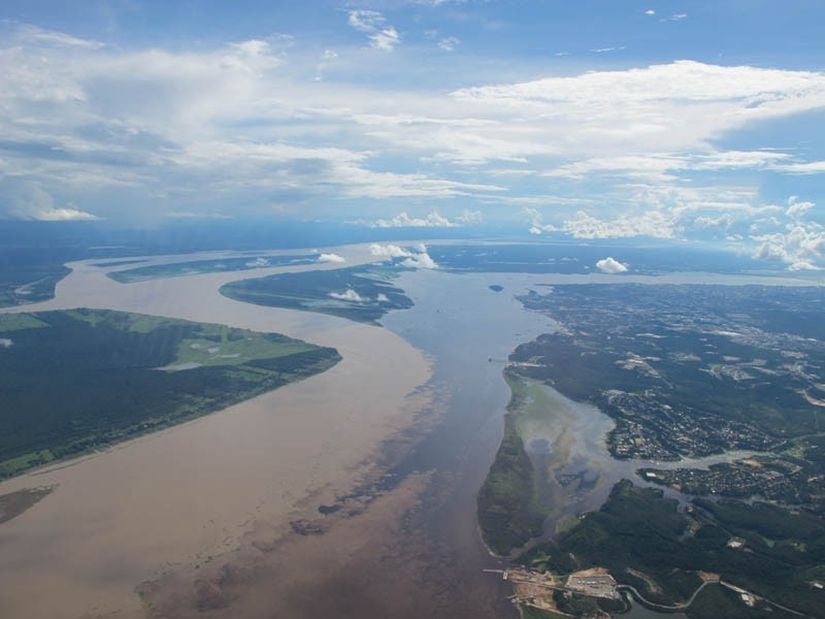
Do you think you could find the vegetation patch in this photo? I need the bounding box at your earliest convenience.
[0,309,340,479]
[477,376,546,555]
[108,254,316,283]
[520,480,825,618]
[0,487,54,524]
[220,265,413,324]
[0,264,70,308]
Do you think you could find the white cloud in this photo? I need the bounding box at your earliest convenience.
[347,10,384,32]
[370,27,400,52]
[590,46,626,53]
[645,10,656,16]
[0,180,99,221]
[402,251,438,269]
[318,253,346,263]
[329,288,365,302]
[347,10,400,51]
[370,242,438,269]
[457,209,483,224]
[371,209,481,228]
[35,207,99,221]
[545,150,792,180]
[370,243,414,258]
[0,338,13,349]
[314,49,338,81]
[438,37,460,52]
[1,21,825,230]
[786,195,815,219]
[522,207,559,235]
[596,257,629,274]
[564,210,675,239]
[451,61,825,161]
[777,161,825,175]
[17,24,104,49]
[752,199,825,271]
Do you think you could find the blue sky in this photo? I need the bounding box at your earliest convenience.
[1,1,824,269]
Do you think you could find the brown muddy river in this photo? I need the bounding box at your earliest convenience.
[0,246,810,618]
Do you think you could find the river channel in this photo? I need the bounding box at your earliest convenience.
[0,247,812,618]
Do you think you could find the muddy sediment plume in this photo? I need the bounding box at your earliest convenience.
[140,473,513,619]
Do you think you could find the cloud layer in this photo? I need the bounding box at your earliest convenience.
[0,19,822,267]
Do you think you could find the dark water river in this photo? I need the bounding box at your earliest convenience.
[381,268,768,618]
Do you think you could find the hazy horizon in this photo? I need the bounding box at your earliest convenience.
[0,0,823,270]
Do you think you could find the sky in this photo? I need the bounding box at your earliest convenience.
[0,0,824,269]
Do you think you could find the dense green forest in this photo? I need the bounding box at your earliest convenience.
[0,263,70,307]
[521,481,825,618]
[220,265,413,324]
[477,411,544,555]
[0,309,340,478]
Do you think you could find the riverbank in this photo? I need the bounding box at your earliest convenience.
[0,244,431,618]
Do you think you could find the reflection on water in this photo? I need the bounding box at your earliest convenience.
[0,253,794,618]
[382,270,554,617]
[380,268,765,616]
[517,382,765,535]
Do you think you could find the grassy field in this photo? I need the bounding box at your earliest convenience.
[0,309,340,478]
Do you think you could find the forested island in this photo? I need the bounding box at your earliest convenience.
[0,309,340,478]
[108,254,316,283]
[220,265,413,324]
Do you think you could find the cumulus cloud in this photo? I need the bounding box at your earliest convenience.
[371,209,482,228]
[347,10,400,51]
[370,243,438,269]
[318,253,346,263]
[2,20,825,231]
[370,243,414,258]
[753,225,825,271]
[749,196,823,270]
[402,251,438,269]
[596,257,629,274]
[524,206,674,239]
[35,208,99,221]
[329,288,365,302]
[564,210,675,239]
[373,211,453,228]
[786,195,815,219]
[522,207,559,235]
[0,180,99,221]
[0,338,13,349]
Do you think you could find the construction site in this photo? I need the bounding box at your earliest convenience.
[483,566,619,616]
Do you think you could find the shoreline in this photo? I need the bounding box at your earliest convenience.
[0,244,434,619]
